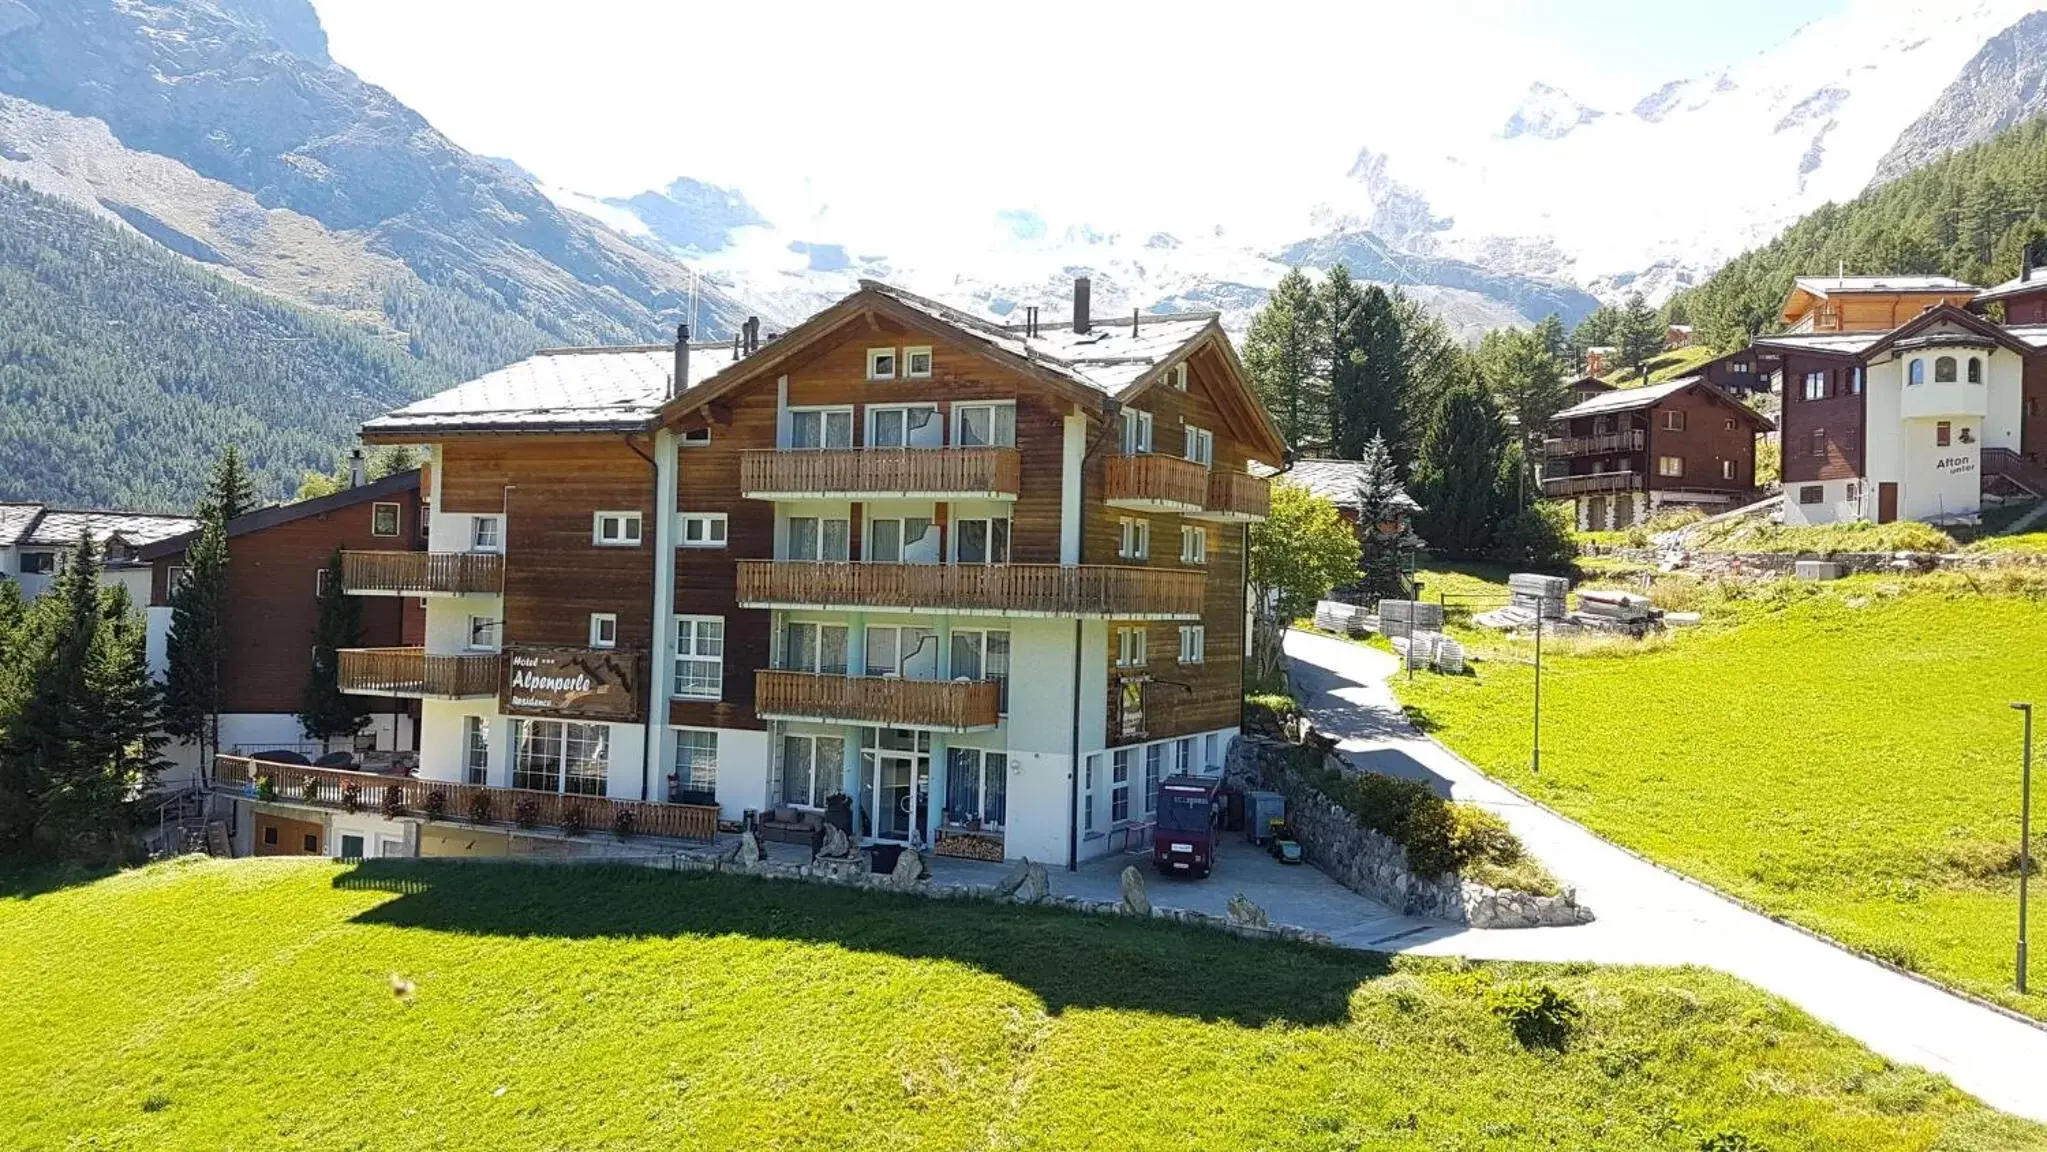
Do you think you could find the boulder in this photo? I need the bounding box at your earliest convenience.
[890,846,925,891]
[739,828,765,864]
[817,821,853,860]
[1118,865,1151,917]
[990,856,1032,900]
[1225,892,1269,929]
[1012,860,1050,905]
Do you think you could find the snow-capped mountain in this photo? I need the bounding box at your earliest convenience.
[1871,8,2047,183]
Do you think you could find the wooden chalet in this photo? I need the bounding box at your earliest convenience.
[1540,377,1773,530]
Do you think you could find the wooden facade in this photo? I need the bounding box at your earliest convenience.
[1541,380,1769,508]
[1778,352,1867,485]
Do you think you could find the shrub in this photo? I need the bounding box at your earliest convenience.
[340,782,362,814]
[255,775,276,802]
[467,791,495,825]
[422,790,448,821]
[300,775,321,803]
[513,797,540,829]
[379,785,405,818]
[560,805,585,838]
[1447,805,1522,866]
[612,808,637,840]
[1487,981,1581,1050]
[1698,1133,1767,1152]
[1283,752,1554,892]
[1243,692,1298,737]
[1487,501,1577,571]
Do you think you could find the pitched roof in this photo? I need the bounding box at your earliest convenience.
[363,343,732,437]
[137,469,422,562]
[1251,458,1417,511]
[1565,375,1614,392]
[1550,376,1775,431]
[1751,331,1884,355]
[0,502,197,550]
[0,503,42,548]
[1971,272,2047,304]
[1791,275,1978,296]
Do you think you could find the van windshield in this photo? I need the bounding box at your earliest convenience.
[1158,794,1210,832]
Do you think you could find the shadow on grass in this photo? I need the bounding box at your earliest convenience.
[335,859,1394,1027]
[0,859,115,900]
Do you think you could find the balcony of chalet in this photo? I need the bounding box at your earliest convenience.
[737,561,1204,620]
[1543,429,1645,458]
[1539,470,1644,498]
[338,647,501,701]
[740,447,1021,501]
[212,755,718,841]
[755,670,1001,733]
[1188,470,1270,523]
[1105,453,1207,512]
[341,550,503,597]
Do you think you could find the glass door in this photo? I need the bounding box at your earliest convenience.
[864,751,930,843]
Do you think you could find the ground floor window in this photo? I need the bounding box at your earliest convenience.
[780,733,844,809]
[1176,737,1195,776]
[1204,732,1222,772]
[672,728,718,805]
[1144,744,1163,815]
[339,834,365,859]
[1083,753,1100,832]
[1111,749,1132,823]
[944,747,1006,830]
[512,719,609,796]
[464,716,489,785]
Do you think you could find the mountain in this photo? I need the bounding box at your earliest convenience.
[1500,83,1606,141]
[0,175,434,509]
[1871,10,2047,184]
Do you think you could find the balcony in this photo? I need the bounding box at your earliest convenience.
[737,561,1204,620]
[338,647,501,700]
[1898,380,1989,420]
[1540,470,1643,498]
[740,447,1020,500]
[212,756,718,842]
[341,550,503,597]
[1105,453,1208,512]
[1544,429,1645,457]
[756,670,1001,732]
[1188,470,1270,523]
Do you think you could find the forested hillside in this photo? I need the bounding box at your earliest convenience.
[1680,112,2047,350]
[0,177,439,510]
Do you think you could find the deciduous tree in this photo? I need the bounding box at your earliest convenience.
[1247,481,1360,683]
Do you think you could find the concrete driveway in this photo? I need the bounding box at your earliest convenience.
[1284,627,2047,1123]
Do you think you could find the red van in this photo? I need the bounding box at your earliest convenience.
[1152,774,1221,878]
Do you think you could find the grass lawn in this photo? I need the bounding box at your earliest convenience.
[4,859,2044,1150]
[1388,569,2047,1022]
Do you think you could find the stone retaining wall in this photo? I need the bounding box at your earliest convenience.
[1227,737,1593,930]
[1593,546,2040,576]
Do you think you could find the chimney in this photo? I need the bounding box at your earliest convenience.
[1073,277,1091,334]
[347,447,366,489]
[1131,307,1140,335]
[671,323,690,399]
[744,316,760,355]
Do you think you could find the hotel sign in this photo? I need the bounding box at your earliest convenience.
[502,646,643,722]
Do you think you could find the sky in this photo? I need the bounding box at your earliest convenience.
[310,0,1846,256]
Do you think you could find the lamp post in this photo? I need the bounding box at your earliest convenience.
[2015,701,2034,995]
[1531,613,1543,776]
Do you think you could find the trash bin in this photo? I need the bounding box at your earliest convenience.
[868,842,904,874]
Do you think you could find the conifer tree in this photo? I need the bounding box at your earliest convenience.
[1243,268,1326,460]
[1353,434,1417,602]
[1476,327,1569,506]
[164,449,244,767]
[4,534,109,855]
[1412,368,1510,559]
[299,549,369,745]
[1616,292,1664,376]
[1323,266,1370,459]
[92,583,168,810]
[1531,313,1569,364]
[202,445,258,523]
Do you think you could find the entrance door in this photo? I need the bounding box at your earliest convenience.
[873,753,929,844]
[1584,495,1605,531]
[1877,482,1899,524]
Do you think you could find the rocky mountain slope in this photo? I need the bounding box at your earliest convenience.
[1870,9,2047,185]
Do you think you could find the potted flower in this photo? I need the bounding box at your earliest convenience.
[824,792,854,836]
[513,797,540,829]
[559,805,585,838]
[341,782,362,813]
[468,791,495,825]
[612,808,637,840]
[423,790,448,821]
[300,775,321,803]
[255,775,277,802]
[380,784,406,819]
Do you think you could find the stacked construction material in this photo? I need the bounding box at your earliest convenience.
[1507,573,1569,620]
[1313,600,1374,637]
[1396,629,1465,674]
[1376,599,1445,639]
[1574,589,1655,624]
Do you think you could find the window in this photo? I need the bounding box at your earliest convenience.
[371,502,401,537]
[1723,417,1738,431]
[1909,359,1926,386]
[1183,426,1214,467]
[950,629,1010,710]
[464,716,489,785]
[1165,362,1188,391]
[867,516,935,563]
[1118,517,1150,560]
[672,729,718,804]
[1967,357,1983,384]
[865,625,938,678]
[679,512,727,548]
[466,615,499,651]
[1120,408,1154,455]
[1116,626,1147,668]
[781,621,849,674]
[1204,732,1221,771]
[789,406,854,450]
[866,347,898,380]
[945,748,1007,829]
[420,505,432,540]
[954,517,1011,564]
[303,833,319,853]
[1799,485,1824,505]
[1721,459,1737,481]
[954,402,1016,447]
[1656,455,1683,478]
[1176,737,1195,777]
[512,719,609,796]
[904,346,933,379]
[593,511,643,547]
[18,551,55,575]
[1845,481,1862,503]
[787,516,851,561]
[1802,371,1827,401]
[1934,355,1957,383]
[1730,359,1753,375]
[779,733,844,808]
[1144,744,1163,815]
[1083,753,1099,832]
[1111,749,1132,823]
[339,834,365,860]
[263,825,278,846]
[1662,410,1686,432]
[673,615,724,699]
[1850,366,1863,395]
[679,426,712,447]
[314,567,331,598]
[1178,625,1206,664]
[1809,428,1826,457]
[869,404,941,448]
[470,515,502,553]
[1936,421,1951,447]
[588,613,618,649]
[1180,525,1207,565]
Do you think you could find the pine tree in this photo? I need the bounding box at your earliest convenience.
[1353,434,1416,601]
[1568,305,1620,373]
[94,584,168,797]
[1323,266,1370,459]
[1243,268,1327,460]
[1476,327,1568,506]
[1412,368,1510,559]
[163,453,239,766]
[300,549,370,745]
[202,445,258,524]
[1531,313,1569,365]
[4,534,110,855]
[1616,292,1664,375]
[1391,291,1462,463]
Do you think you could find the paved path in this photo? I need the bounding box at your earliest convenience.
[1284,628,2047,1123]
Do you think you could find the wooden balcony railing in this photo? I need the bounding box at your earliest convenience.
[756,670,1001,731]
[740,448,1021,499]
[1544,429,1645,457]
[1190,470,1271,523]
[338,648,501,700]
[737,561,1205,619]
[1105,453,1208,511]
[341,550,503,597]
[1540,470,1644,497]
[212,756,717,842]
